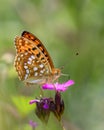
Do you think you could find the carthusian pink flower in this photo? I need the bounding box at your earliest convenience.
[42,80,74,91]
[29,120,38,129]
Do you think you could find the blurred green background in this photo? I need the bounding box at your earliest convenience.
[0,0,104,130]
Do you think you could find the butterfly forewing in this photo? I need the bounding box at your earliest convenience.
[14,31,61,84]
[22,31,54,69]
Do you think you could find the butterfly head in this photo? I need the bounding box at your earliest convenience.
[52,68,61,81]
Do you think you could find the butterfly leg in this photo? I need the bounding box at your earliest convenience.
[39,85,44,97]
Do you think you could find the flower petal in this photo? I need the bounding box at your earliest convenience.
[42,80,75,92]
[43,103,49,109]
[29,99,40,104]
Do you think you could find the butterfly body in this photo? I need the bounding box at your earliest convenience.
[14,31,61,84]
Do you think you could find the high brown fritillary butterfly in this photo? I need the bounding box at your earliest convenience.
[14,31,61,84]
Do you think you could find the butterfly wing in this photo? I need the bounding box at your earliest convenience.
[22,31,54,69]
[14,32,54,84]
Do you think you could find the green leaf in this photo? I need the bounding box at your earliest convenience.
[11,96,35,116]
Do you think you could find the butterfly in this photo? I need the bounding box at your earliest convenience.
[14,31,61,85]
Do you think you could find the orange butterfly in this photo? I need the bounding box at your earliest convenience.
[14,31,61,84]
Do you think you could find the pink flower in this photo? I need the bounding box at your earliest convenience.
[29,92,65,122]
[29,120,38,128]
[29,99,40,104]
[29,98,50,109]
[42,80,74,92]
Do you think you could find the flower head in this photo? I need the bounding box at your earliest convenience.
[29,120,38,129]
[29,91,65,122]
[29,97,52,123]
[51,91,64,121]
[42,80,74,91]
[29,80,74,123]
